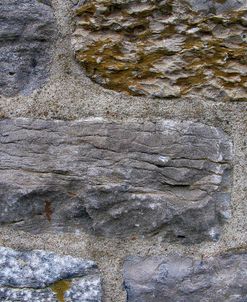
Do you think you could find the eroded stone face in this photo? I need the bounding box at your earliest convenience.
[124,251,247,302]
[72,0,247,100]
[0,0,56,97]
[0,247,102,302]
[0,118,232,242]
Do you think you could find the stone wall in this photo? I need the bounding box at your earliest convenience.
[0,1,246,301]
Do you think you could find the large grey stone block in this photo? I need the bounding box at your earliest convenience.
[0,118,232,242]
[0,246,102,302]
[0,0,56,97]
[124,251,247,302]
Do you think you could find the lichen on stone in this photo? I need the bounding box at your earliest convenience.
[72,0,247,100]
[0,247,101,302]
[50,280,71,302]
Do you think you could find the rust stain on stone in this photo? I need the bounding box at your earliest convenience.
[44,200,52,222]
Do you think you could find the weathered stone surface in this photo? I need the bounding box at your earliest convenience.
[187,0,247,14]
[124,251,247,302]
[0,246,102,302]
[0,118,232,242]
[0,0,56,97]
[72,0,247,100]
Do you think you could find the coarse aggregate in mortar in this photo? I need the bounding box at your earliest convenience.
[0,0,246,302]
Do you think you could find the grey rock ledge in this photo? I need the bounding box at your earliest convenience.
[0,118,233,242]
[124,251,247,302]
[0,0,56,97]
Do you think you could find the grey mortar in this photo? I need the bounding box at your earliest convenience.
[0,0,246,301]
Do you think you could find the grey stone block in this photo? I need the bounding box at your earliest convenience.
[0,0,56,97]
[0,118,232,242]
[0,246,102,302]
[123,251,247,302]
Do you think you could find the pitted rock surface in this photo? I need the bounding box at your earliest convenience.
[72,0,247,100]
[123,251,247,302]
[0,0,56,97]
[0,246,101,302]
[0,118,232,242]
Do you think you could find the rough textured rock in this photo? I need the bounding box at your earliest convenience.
[124,251,247,302]
[0,118,232,242]
[72,0,247,100]
[0,246,102,302]
[0,0,56,97]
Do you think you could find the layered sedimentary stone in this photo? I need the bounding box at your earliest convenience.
[124,251,247,302]
[0,118,232,242]
[0,0,56,97]
[0,247,102,302]
[72,0,247,100]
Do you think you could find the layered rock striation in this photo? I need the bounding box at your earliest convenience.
[0,118,232,242]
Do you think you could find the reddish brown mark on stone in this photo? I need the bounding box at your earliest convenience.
[68,191,78,198]
[44,200,52,222]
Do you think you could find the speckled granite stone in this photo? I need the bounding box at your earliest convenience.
[0,246,102,302]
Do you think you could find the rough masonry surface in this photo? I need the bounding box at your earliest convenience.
[0,246,102,302]
[123,251,247,302]
[0,0,56,97]
[72,0,247,100]
[0,118,232,242]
